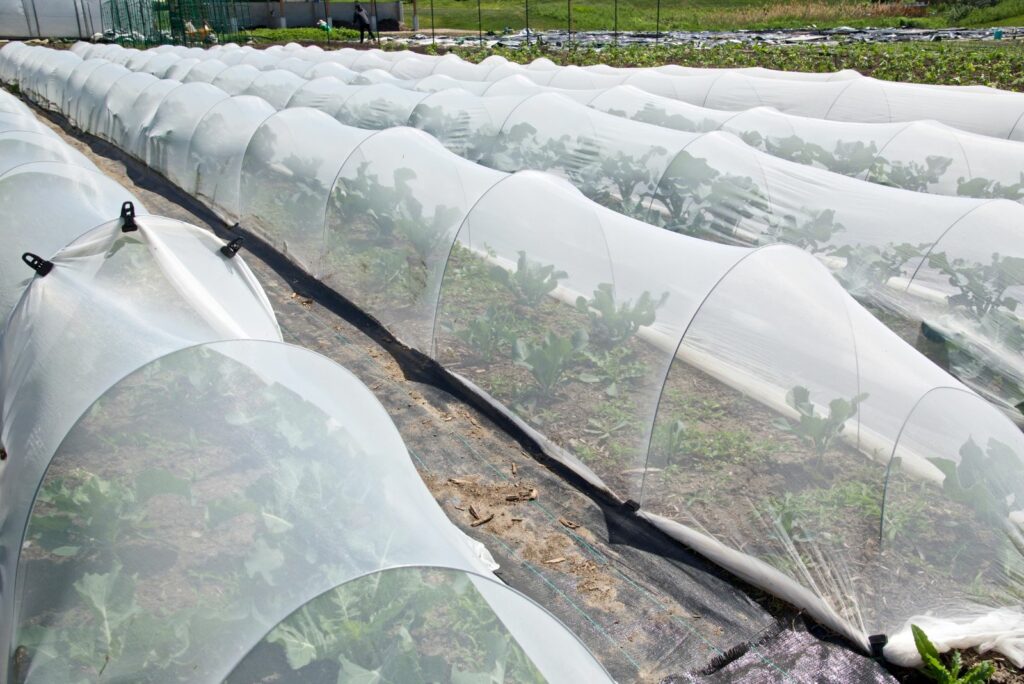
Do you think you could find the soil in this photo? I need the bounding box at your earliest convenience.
[963,650,1024,684]
[424,473,625,614]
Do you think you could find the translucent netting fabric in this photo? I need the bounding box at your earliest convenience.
[94,42,1024,139]
[225,566,613,683]
[24,44,1024,429]
[8,340,610,681]
[8,43,1024,666]
[0,215,282,663]
[63,42,1024,207]
[0,130,94,175]
[0,161,148,318]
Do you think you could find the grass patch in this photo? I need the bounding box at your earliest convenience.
[404,0,941,32]
[249,26,360,44]
[960,0,1024,24]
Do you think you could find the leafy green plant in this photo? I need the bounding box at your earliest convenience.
[763,208,844,254]
[652,418,778,465]
[929,436,1024,525]
[870,156,955,193]
[575,283,668,348]
[651,152,771,243]
[831,241,929,296]
[453,305,518,362]
[929,251,1024,321]
[565,146,668,218]
[774,386,868,463]
[246,568,545,683]
[513,329,588,395]
[584,415,632,444]
[958,174,1024,202]
[492,252,567,306]
[368,249,425,299]
[912,624,995,684]
[578,346,649,397]
[767,492,816,544]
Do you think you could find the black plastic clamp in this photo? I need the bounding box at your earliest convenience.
[22,252,53,277]
[919,321,945,344]
[623,499,641,513]
[868,634,887,658]
[220,237,244,259]
[120,201,138,232]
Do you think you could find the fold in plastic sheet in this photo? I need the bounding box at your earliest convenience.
[8,340,610,681]
[8,44,1024,667]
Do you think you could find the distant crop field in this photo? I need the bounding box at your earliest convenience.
[396,0,1024,32]
[441,40,1024,91]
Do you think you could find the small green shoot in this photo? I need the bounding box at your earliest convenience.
[454,305,517,362]
[774,386,868,463]
[492,252,567,306]
[575,284,668,347]
[514,330,588,395]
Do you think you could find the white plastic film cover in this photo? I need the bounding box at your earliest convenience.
[226,566,613,683]
[9,340,530,681]
[0,161,147,318]
[11,42,1024,666]
[0,217,281,676]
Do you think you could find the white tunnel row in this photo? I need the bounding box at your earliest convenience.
[0,85,611,682]
[25,41,1024,424]
[3,43,1022,666]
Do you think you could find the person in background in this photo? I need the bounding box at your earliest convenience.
[354,3,375,43]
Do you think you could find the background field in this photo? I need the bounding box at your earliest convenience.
[449,40,1024,90]
[391,0,1024,33]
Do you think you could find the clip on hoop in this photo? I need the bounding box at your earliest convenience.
[22,252,53,277]
[120,201,138,233]
[220,237,243,259]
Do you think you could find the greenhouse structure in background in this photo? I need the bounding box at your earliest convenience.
[0,86,613,682]
[0,0,100,39]
[3,41,1022,671]
[42,41,1024,432]
[99,0,252,48]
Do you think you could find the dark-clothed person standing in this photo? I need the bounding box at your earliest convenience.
[354,4,375,43]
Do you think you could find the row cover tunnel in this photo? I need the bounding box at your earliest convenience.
[4,43,1022,665]
[66,41,1024,207]
[0,86,611,682]
[16,41,1024,432]
[253,43,1024,142]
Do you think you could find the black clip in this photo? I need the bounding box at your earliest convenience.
[220,237,243,259]
[868,634,887,658]
[919,321,945,344]
[120,201,138,232]
[623,499,641,513]
[22,252,53,277]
